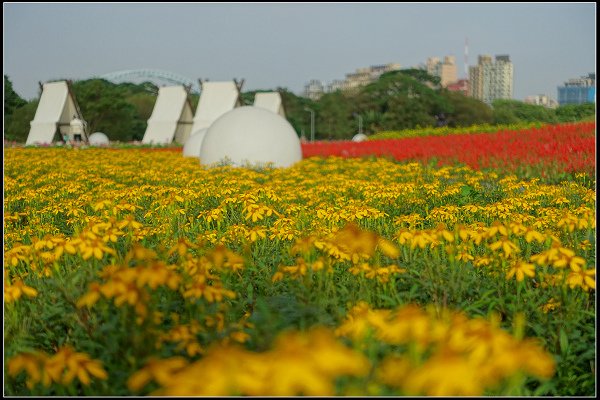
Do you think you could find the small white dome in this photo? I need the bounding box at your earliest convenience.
[199,106,302,168]
[352,133,368,142]
[88,132,110,145]
[182,128,209,158]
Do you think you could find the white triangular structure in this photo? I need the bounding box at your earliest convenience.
[26,81,86,145]
[142,86,194,145]
[253,92,285,117]
[188,80,243,136]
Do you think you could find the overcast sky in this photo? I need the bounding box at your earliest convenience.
[3,2,596,101]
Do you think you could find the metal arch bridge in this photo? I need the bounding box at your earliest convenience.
[99,69,200,93]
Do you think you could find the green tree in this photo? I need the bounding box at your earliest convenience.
[316,90,354,140]
[279,88,317,139]
[72,79,142,141]
[4,75,27,118]
[491,99,557,124]
[352,70,452,132]
[380,69,441,87]
[439,90,493,127]
[555,103,596,122]
[126,91,158,139]
[4,99,38,142]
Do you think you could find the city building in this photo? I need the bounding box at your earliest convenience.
[303,79,325,100]
[303,63,401,98]
[524,94,558,109]
[327,79,345,93]
[446,79,469,96]
[426,56,458,87]
[468,54,513,104]
[557,73,595,105]
[342,63,402,92]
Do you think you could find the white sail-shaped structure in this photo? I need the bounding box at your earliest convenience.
[189,81,243,135]
[142,86,194,145]
[183,80,243,157]
[253,92,285,117]
[26,81,85,145]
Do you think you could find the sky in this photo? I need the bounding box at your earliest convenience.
[3,2,596,101]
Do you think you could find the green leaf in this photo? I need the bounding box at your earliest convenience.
[559,328,569,355]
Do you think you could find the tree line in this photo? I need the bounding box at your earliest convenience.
[4,72,595,143]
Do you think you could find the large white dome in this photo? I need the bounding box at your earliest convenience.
[352,133,368,142]
[88,132,109,145]
[199,106,302,168]
[182,128,208,158]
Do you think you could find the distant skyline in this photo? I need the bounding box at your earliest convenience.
[3,2,596,101]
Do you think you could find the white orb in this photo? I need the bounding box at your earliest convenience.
[352,133,368,142]
[88,132,110,146]
[182,128,208,158]
[200,106,302,168]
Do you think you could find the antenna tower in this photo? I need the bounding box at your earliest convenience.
[464,37,469,79]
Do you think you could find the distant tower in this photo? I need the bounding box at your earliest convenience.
[464,37,469,79]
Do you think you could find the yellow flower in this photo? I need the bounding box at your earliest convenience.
[410,231,433,250]
[79,237,116,260]
[377,238,400,258]
[455,245,474,262]
[43,346,108,386]
[541,298,560,313]
[554,253,586,271]
[375,355,412,388]
[486,221,509,238]
[489,236,520,258]
[230,330,251,343]
[433,223,455,243]
[135,262,181,290]
[5,278,38,302]
[396,229,413,245]
[517,338,556,379]
[4,243,31,267]
[167,237,196,258]
[473,256,492,268]
[209,244,228,268]
[76,282,102,308]
[566,268,596,291]
[127,357,189,391]
[524,227,545,243]
[506,260,535,282]
[7,351,47,388]
[92,199,112,211]
[402,351,484,396]
[117,214,143,230]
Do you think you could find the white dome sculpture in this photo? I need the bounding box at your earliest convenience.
[88,132,110,146]
[182,128,209,158]
[199,106,302,168]
[352,133,368,142]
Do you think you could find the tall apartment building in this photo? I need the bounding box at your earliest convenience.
[557,73,595,105]
[469,54,513,104]
[426,56,458,87]
[303,79,325,100]
[303,63,401,98]
[328,79,345,93]
[342,63,402,91]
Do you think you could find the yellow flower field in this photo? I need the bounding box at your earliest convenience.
[4,147,596,396]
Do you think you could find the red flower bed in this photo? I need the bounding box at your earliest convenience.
[301,122,596,175]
